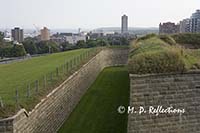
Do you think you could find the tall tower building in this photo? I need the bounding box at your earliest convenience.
[11,27,24,43]
[40,27,50,41]
[121,15,128,34]
[190,10,200,33]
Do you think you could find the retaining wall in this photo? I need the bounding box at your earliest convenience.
[128,72,200,133]
[0,48,128,133]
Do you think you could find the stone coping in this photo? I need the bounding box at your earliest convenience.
[129,70,200,78]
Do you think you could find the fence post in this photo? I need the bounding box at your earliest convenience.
[82,53,83,60]
[44,75,46,89]
[0,97,4,108]
[70,59,73,69]
[27,84,30,98]
[80,54,82,62]
[87,51,89,58]
[66,62,69,73]
[35,80,39,93]
[74,57,76,67]
[62,64,65,74]
[76,57,78,66]
[15,88,19,105]
[56,67,59,77]
[51,72,53,83]
[77,56,79,64]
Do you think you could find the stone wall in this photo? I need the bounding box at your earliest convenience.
[0,48,128,133]
[128,72,200,133]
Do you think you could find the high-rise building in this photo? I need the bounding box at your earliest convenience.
[121,15,128,34]
[190,10,200,33]
[11,27,24,43]
[180,19,190,33]
[159,22,180,34]
[40,27,50,41]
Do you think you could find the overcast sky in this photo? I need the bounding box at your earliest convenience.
[0,0,199,29]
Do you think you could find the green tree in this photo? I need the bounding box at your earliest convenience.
[76,40,86,48]
[23,38,38,55]
[0,43,13,58]
[120,37,129,45]
[0,32,4,45]
[60,41,70,51]
[0,32,4,41]
[11,44,27,57]
[86,39,98,48]
[96,39,109,46]
[36,41,59,54]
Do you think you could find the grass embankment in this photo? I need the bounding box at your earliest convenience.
[59,66,130,133]
[0,48,98,117]
[128,34,200,74]
[171,33,200,48]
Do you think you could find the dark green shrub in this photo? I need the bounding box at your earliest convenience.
[128,50,186,74]
[36,41,59,54]
[171,33,200,46]
[0,44,26,57]
[11,44,27,57]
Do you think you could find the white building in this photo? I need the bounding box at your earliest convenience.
[121,15,128,34]
[180,19,190,33]
[66,34,86,44]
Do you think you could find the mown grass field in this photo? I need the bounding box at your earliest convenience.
[0,48,95,117]
[58,66,130,133]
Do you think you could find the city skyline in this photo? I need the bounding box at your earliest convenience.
[0,0,200,29]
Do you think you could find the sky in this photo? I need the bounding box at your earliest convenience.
[0,0,200,29]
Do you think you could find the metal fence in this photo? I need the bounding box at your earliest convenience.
[0,47,102,110]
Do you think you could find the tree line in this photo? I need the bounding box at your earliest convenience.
[0,31,129,58]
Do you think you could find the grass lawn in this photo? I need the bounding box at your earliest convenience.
[0,48,96,117]
[58,66,130,133]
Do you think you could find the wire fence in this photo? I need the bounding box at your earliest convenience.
[0,47,102,111]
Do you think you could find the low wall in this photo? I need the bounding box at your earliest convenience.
[0,48,128,133]
[128,72,200,133]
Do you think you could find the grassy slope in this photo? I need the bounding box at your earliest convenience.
[58,66,130,133]
[0,49,89,105]
[171,33,200,46]
[170,33,200,68]
[130,37,167,57]
[130,36,200,70]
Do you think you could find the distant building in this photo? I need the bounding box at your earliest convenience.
[11,27,24,43]
[89,33,104,39]
[40,27,50,41]
[50,33,66,44]
[159,22,180,34]
[180,19,190,33]
[51,33,86,44]
[4,30,8,38]
[65,34,86,44]
[190,10,200,33]
[121,15,128,34]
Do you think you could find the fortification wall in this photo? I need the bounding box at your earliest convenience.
[128,72,200,133]
[0,48,128,133]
